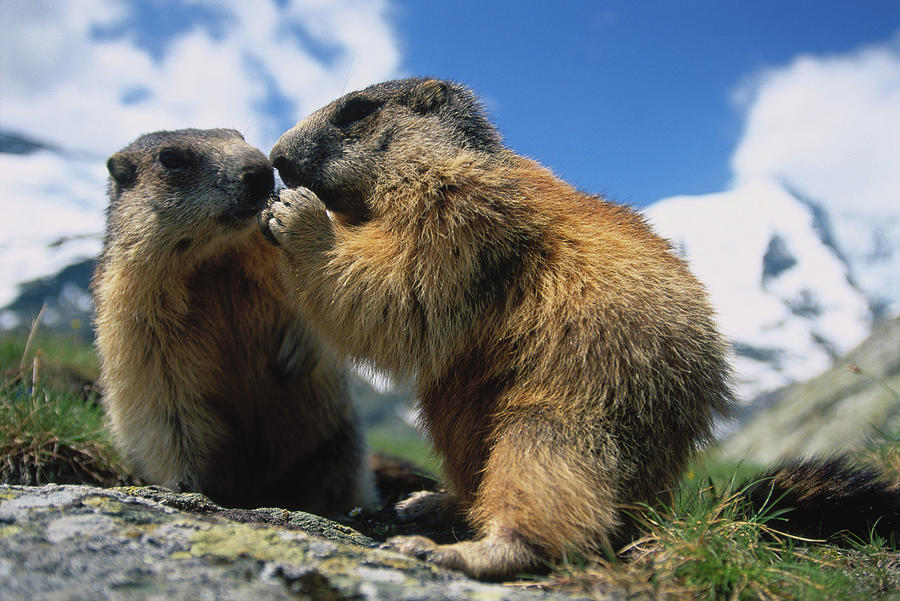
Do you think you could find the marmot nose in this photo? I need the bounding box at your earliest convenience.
[242,164,275,201]
[271,155,300,188]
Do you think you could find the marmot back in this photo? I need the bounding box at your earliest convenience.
[93,128,375,513]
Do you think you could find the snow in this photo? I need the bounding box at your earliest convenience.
[0,149,107,309]
[830,211,900,318]
[645,179,873,400]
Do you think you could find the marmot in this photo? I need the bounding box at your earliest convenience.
[263,79,897,578]
[93,128,375,514]
[262,78,732,577]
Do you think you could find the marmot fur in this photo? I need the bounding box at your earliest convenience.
[93,128,375,514]
[264,79,897,578]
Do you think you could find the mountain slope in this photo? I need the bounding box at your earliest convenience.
[718,317,900,464]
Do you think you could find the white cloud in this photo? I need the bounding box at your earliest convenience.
[0,151,107,307]
[729,36,900,317]
[730,36,900,217]
[0,0,402,309]
[0,0,126,101]
[645,37,900,396]
[0,0,402,153]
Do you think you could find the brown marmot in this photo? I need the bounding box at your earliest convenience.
[262,79,732,577]
[93,128,376,514]
[263,79,898,578]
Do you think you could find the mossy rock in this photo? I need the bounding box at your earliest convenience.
[0,484,594,601]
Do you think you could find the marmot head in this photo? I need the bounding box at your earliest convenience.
[105,129,273,250]
[269,78,502,225]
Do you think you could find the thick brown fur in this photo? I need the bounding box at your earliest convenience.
[93,128,375,514]
[263,79,734,579]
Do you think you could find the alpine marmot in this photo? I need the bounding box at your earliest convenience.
[93,128,375,514]
[263,79,898,578]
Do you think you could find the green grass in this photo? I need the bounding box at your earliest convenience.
[367,427,441,476]
[536,453,900,600]
[866,430,900,486]
[0,320,127,487]
[0,326,99,398]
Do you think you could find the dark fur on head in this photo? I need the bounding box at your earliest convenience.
[105,129,273,243]
[271,78,503,225]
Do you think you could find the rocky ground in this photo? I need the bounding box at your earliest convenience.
[0,483,599,601]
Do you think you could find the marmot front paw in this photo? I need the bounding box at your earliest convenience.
[260,187,324,247]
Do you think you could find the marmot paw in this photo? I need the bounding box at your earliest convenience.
[394,490,459,525]
[381,534,443,561]
[259,187,323,246]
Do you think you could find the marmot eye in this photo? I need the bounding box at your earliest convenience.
[331,97,383,128]
[159,148,191,170]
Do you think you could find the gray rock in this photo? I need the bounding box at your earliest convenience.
[719,317,900,465]
[0,484,599,601]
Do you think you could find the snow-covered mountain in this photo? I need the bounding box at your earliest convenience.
[828,210,900,320]
[645,179,886,401]
[0,132,106,330]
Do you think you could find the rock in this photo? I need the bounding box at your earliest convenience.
[0,484,597,601]
[719,317,900,465]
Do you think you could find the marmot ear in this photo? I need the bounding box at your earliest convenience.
[409,79,451,114]
[107,152,136,186]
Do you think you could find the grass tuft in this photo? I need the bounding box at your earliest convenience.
[0,382,128,487]
[0,311,129,487]
[532,460,900,600]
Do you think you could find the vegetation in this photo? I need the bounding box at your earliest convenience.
[0,325,897,599]
[347,370,443,475]
[535,458,899,600]
[0,313,128,487]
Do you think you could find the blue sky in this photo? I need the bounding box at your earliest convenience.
[395,1,900,205]
[86,0,897,206]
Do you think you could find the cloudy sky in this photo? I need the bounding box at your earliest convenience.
[0,0,898,306]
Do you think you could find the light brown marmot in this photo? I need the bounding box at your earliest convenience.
[93,128,376,514]
[262,79,733,578]
[263,79,899,579]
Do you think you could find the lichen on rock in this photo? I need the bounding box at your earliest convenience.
[0,484,594,601]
